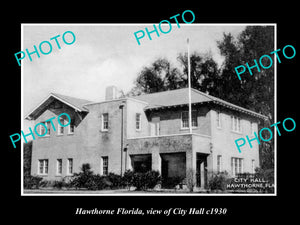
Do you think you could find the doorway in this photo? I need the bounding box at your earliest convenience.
[196,153,208,188]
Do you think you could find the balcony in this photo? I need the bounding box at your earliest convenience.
[126,133,211,155]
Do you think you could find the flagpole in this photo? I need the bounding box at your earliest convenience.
[187,38,192,134]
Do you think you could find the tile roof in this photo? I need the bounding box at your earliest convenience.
[26,88,267,120]
[132,88,268,119]
[50,93,93,111]
[25,93,92,120]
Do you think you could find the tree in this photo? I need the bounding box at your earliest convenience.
[127,58,182,96]
[128,53,219,96]
[24,141,32,176]
[177,52,220,95]
[217,26,275,169]
[128,26,274,170]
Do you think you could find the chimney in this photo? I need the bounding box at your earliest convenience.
[105,85,121,101]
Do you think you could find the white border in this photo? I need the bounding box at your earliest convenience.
[21,23,277,196]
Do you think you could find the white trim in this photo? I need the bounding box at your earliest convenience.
[56,159,62,176]
[83,97,149,107]
[231,116,242,133]
[101,156,109,176]
[57,117,64,135]
[45,121,51,136]
[68,124,75,135]
[135,113,142,131]
[101,113,109,131]
[67,158,73,175]
[37,159,48,175]
[181,110,198,129]
[51,93,85,112]
[25,93,53,120]
[37,121,47,137]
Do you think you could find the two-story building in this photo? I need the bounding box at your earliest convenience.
[25,86,267,189]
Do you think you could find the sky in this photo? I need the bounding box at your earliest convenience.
[22,24,246,134]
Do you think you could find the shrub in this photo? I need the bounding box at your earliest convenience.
[144,170,161,189]
[254,168,274,193]
[39,180,53,188]
[123,170,135,190]
[71,163,94,189]
[131,170,161,191]
[208,172,230,191]
[53,180,65,189]
[86,175,112,190]
[107,173,124,189]
[24,175,43,189]
[162,176,184,188]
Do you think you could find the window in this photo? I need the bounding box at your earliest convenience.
[67,158,73,175]
[217,155,222,173]
[231,116,241,132]
[58,117,64,135]
[102,157,108,176]
[231,157,243,176]
[217,111,222,128]
[136,113,141,131]
[181,111,198,129]
[38,159,48,175]
[102,113,109,131]
[251,159,255,174]
[57,159,62,175]
[46,121,51,135]
[68,121,75,134]
[38,121,48,136]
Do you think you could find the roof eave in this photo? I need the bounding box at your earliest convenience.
[144,100,268,120]
[25,93,89,121]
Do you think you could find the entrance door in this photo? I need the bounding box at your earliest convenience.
[161,159,168,179]
[196,154,208,188]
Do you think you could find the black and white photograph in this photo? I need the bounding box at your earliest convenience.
[4,3,298,222]
[21,23,276,196]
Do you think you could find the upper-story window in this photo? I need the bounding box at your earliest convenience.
[231,116,241,132]
[57,117,64,135]
[46,121,51,135]
[68,124,75,134]
[181,111,198,129]
[136,113,141,131]
[68,119,75,135]
[102,113,109,131]
[217,111,222,128]
[39,121,46,135]
[38,121,50,136]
